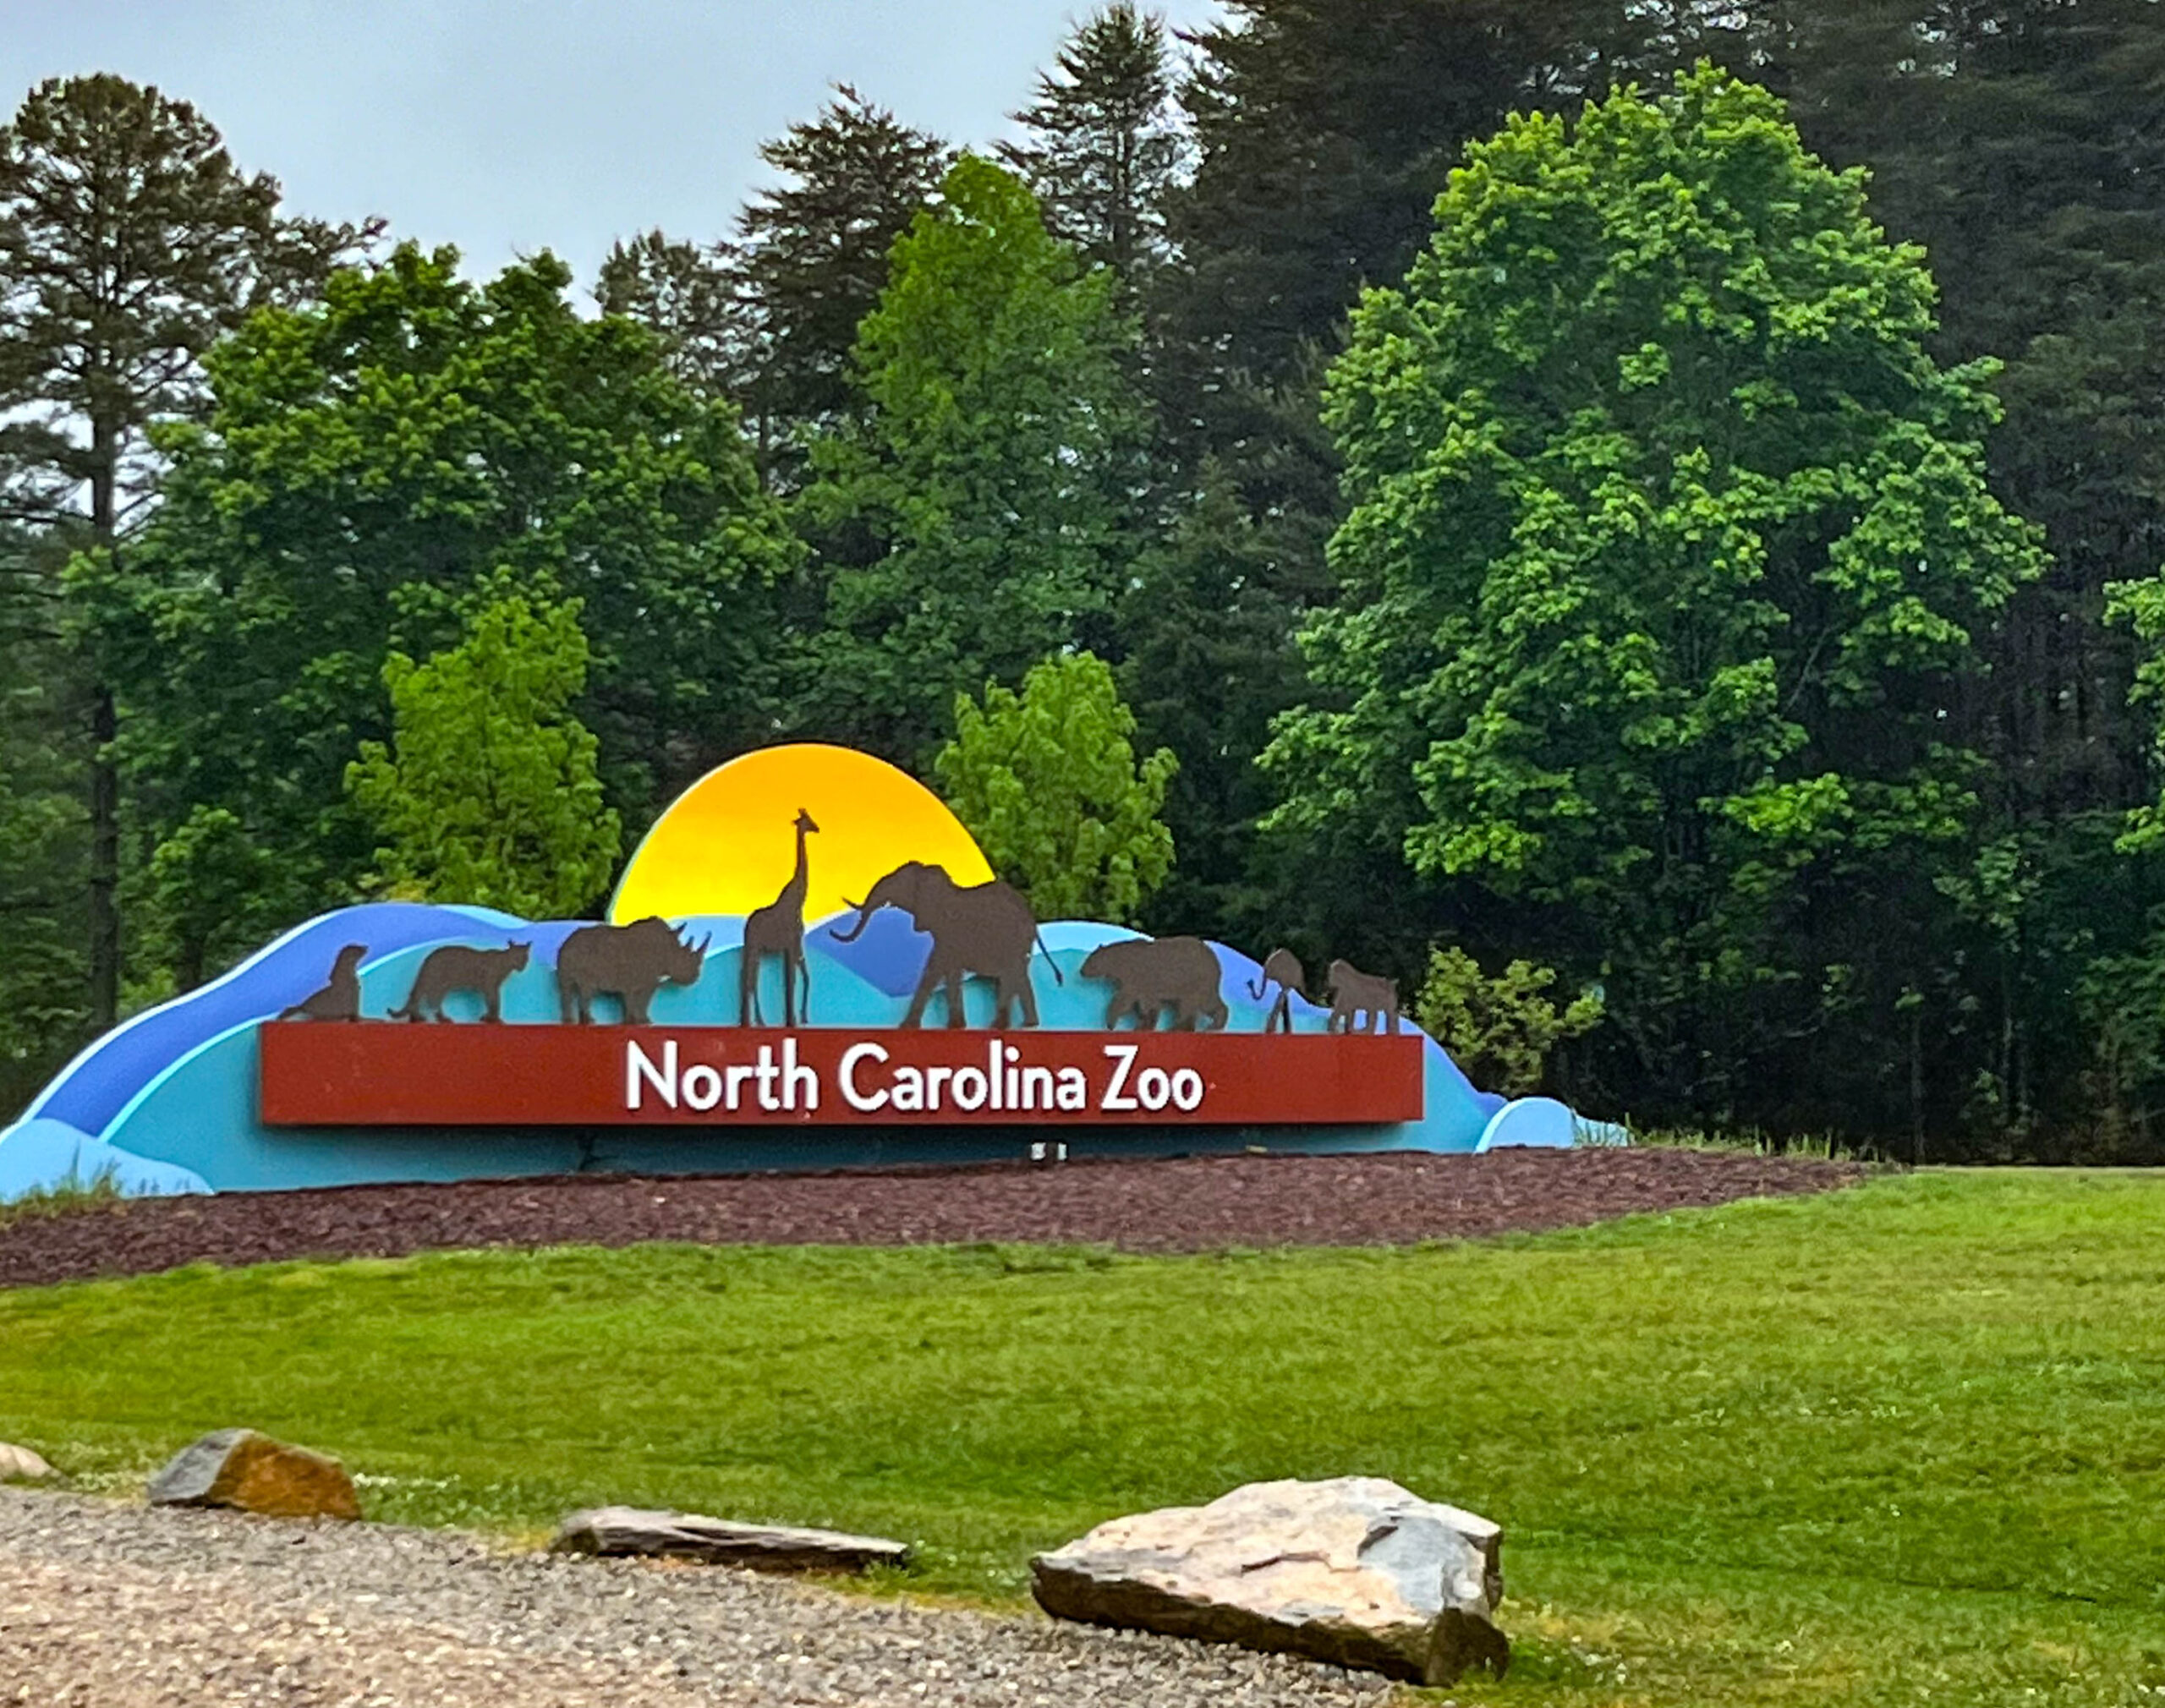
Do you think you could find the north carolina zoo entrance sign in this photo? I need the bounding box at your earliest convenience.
[258,1027,1423,1130]
[8,744,1610,1203]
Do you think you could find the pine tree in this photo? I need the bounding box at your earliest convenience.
[998,3,1186,293]
[0,74,376,1031]
[1162,0,1614,405]
[594,230,746,404]
[732,85,949,456]
[805,158,1148,764]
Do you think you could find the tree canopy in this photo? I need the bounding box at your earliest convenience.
[804,156,1148,764]
[935,651,1176,925]
[1268,65,2045,1131]
[348,592,622,919]
[80,244,794,930]
[12,27,2165,1158]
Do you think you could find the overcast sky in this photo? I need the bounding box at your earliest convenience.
[1,0,1226,292]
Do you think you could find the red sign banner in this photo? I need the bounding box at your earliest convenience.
[258,1026,1424,1129]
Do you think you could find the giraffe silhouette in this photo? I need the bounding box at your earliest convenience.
[740,807,819,1025]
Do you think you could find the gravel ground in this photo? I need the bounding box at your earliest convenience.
[0,1147,1866,1287]
[0,1488,1393,1707]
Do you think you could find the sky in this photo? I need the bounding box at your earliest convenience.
[0,0,1226,292]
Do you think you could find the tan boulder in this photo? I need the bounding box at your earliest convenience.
[1031,1475,1508,1685]
[146,1429,361,1521]
[0,1442,55,1482]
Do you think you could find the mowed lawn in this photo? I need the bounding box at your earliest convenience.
[2,1169,2159,1706]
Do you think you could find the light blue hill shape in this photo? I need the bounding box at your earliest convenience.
[0,1117,210,1201]
[3,903,1564,1198]
[25,901,530,1136]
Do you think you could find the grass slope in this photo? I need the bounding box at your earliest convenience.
[2,1169,2159,1705]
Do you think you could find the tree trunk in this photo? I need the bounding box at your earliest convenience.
[87,413,121,1032]
[88,687,119,1030]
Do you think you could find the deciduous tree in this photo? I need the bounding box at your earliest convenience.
[1268,67,2045,1136]
[935,651,1176,924]
[348,593,622,919]
[81,244,795,977]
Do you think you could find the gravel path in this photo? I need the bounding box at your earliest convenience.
[0,1489,1391,1707]
[0,1147,1867,1288]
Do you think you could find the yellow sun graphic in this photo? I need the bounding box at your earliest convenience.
[607,744,995,926]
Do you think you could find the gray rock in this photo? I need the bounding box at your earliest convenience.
[0,1442,54,1482]
[147,1428,361,1520]
[1031,1475,1509,1686]
[551,1506,911,1573]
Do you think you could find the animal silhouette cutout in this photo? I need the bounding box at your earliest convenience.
[830,861,1062,1028]
[556,918,709,1024]
[1080,936,1227,1031]
[1249,946,1307,1034]
[741,807,819,1025]
[390,943,530,1023]
[277,944,367,1021]
[1324,958,1401,1035]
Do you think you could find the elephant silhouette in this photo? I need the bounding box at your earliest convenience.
[1249,946,1307,1034]
[830,861,1063,1029]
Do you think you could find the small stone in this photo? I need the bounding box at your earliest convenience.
[551,1506,911,1573]
[0,1442,55,1481]
[1030,1475,1509,1686]
[146,1428,361,1520]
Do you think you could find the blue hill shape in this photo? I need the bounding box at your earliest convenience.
[0,904,1587,1200]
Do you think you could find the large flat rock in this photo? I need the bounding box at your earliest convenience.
[146,1429,361,1521]
[1031,1475,1509,1685]
[551,1506,911,1573]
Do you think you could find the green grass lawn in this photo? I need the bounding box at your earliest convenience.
[3,1169,2161,1705]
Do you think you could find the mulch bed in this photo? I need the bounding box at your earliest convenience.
[0,1148,1869,1289]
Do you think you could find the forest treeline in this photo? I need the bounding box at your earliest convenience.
[5,0,2165,1160]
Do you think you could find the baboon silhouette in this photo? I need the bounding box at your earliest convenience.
[1324,958,1401,1035]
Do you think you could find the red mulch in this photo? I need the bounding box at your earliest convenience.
[0,1148,1870,1289]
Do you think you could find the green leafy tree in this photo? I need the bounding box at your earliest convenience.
[0,74,376,1029]
[80,244,795,977]
[2102,572,2165,857]
[348,593,621,918]
[1414,946,1604,1098]
[134,806,282,996]
[808,157,1148,763]
[935,651,1176,923]
[1267,66,2045,1138]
